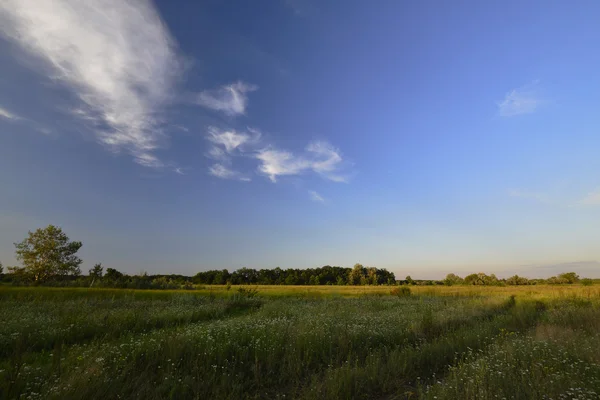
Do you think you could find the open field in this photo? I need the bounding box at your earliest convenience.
[1,285,599,399]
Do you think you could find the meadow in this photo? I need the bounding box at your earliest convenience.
[1,285,599,399]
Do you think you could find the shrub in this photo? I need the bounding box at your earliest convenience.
[237,287,259,298]
[390,286,411,297]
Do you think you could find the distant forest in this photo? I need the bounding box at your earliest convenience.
[1,262,595,290]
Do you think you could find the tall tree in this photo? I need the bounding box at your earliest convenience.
[89,263,103,287]
[349,263,365,285]
[14,225,82,282]
[89,263,104,278]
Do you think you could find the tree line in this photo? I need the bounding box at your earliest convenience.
[193,264,396,286]
[0,225,595,289]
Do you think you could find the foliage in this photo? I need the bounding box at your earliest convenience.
[581,278,594,286]
[14,225,82,282]
[5,285,596,399]
[390,286,411,296]
[104,267,124,282]
[89,263,103,278]
[193,264,396,286]
[444,273,464,286]
[558,271,580,284]
[506,274,531,285]
[464,272,500,286]
[236,287,259,298]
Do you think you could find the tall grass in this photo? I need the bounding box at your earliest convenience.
[0,285,599,399]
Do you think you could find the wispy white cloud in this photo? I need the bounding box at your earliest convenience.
[577,189,600,206]
[207,146,228,161]
[133,152,164,169]
[196,81,257,116]
[204,126,262,179]
[0,0,182,167]
[204,124,348,185]
[255,148,311,182]
[309,190,325,203]
[256,141,347,183]
[497,81,541,117]
[508,189,550,204]
[207,126,255,153]
[208,163,250,181]
[0,106,19,120]
[306,141,347,182]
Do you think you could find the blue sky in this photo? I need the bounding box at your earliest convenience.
[1,0,600,278]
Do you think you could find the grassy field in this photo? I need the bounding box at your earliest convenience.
[1,285,599,399]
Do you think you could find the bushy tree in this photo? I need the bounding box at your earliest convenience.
[506,275,530,285]
[581,278,593,286]
[349,264,365,285]
[14,225,82,282]
[444,273,464,286]
[89,263,103,278]
[558,272,579,284]
[105,267,124,282]
[88,263,103,287]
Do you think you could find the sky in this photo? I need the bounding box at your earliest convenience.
[1,0,600,279]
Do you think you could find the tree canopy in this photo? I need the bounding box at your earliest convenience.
[14,225,82,282]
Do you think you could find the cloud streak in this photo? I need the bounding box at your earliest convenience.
[207,126,256,153]
[0,106,19,120]
[0,0,182,167]
[204,126,348,185]
[256,141,347,183]
[196,81,258,116]
[309,190,325,203]
[497,81,541,117]
[208,163,250,181]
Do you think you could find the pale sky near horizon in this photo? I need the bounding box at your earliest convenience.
[1,0,600,278]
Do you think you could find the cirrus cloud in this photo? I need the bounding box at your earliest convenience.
[497,81,542,117]
[0,106,19,120]
[0,0,183,168]
[196,81,258,116]
[309,190,325,203]
[256,141,347,183]
[204,126,348,184]
[208,163,251,181]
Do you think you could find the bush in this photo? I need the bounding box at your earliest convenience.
[237,287,259,298]
[581,278,594,286]
[390,286,411,297]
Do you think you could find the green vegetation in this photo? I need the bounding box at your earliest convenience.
[1,225,600,398]
[1,285,599,399]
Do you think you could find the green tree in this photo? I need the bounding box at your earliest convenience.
[558,272,579,284]
[89,263,103,278]
[89,263,103,287]
[367,267,378,285]
[14,225,82,282]
[105,268,124,282]
[349,263,365,285]
[444,273,464,286]
[506,275,530,285]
